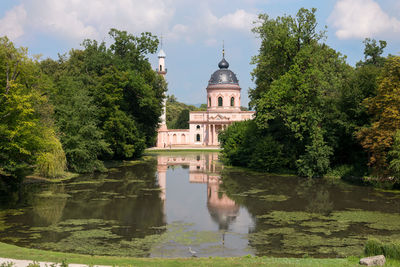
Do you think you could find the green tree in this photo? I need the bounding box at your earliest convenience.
[249,7,326,107]
[165,95,199,129]
[41,29,166,171]
[334,38,386,169]
[358,38,387,67]
[221,8,353,177]
[53,74,109,172]
[0,37,65,187]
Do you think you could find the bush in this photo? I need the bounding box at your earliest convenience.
[364,239,400,260]
[296,130,333,178]
[219,120,287,172]
[36,133,67,178]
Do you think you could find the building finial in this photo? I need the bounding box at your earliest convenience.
[160,34,163,49]
[222,40,225,58]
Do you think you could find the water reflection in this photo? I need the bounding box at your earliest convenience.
[32,183,68,226]
[1,152,400,258]
[157,153,240,231]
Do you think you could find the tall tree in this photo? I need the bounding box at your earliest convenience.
[356,56,400,177]
[41,29,166,172]
[0,37,65,189]
[249,7,326,107]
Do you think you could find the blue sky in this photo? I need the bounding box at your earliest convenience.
[1,0,399,106]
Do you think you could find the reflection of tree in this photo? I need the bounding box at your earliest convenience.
[296,178,333,215]
[62,159,166,239]
[33,183,67,226]
[306,190,333,215]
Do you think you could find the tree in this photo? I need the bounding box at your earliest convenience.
[334,38,387,169]
[0,37,65,189]
[42,29,166,172]
[357,56,400,177]
[249,7,326,107]
[358,38,387,67]
[165,95,199,129]
[221,8,353,177]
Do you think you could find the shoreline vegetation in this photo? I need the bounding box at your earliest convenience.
[22,151,400,191]
[0,241,395,267]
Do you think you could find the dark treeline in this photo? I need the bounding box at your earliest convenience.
[220,8,400,182]
[0,29,166,194]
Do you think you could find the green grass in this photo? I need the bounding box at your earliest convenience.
[0,242,342,266]
[2,242,400,267]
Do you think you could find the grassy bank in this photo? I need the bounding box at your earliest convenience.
[0,242,367,267]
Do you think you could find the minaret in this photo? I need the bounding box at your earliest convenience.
[157,37,168,147]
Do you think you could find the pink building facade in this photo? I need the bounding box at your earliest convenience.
[156,48,255,148]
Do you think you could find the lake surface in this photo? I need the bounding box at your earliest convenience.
[1,152,400,258]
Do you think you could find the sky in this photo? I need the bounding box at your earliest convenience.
[1,0,400,107]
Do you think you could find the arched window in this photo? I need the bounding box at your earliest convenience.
[209,97,211,107]
[196,125,200,130]
[218,97,223,107]
[160,65,162,71]
[196,134,201,142]
[230,97,234,106]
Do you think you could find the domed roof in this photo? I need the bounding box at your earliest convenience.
[208,57,239,85]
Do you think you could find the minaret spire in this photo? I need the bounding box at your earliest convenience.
[157,35,166,76]
[156,35,167,133]
[222,40,225,58]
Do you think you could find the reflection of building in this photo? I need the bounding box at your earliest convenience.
[157,153,239,230]
[156,46,255,148]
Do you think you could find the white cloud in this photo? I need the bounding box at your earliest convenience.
[219,9,257,32]
[0,0,257,47]
[168,23,190,42]
[200,9,256,35]
[329,0,400,39]
[0,5,27,40]
[0,0,175,42]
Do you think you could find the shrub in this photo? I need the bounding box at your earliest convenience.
[219,120,287,172]
[36,133,67,178]
[364,239,384,256]
[364,239,400,260]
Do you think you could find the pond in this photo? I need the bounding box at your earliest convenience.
[1,151,400,258]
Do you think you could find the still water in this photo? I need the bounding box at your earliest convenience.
[1,152,400,258]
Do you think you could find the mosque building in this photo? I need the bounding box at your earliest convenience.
[156,46,255,148]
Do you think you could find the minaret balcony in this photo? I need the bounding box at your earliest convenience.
[156,68,168,74]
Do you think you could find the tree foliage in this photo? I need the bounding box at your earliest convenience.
[0,37,65,190]
[249,7,326,107]
[41,29,166,172]
[221,8,389,179]
[166,95,203,129]
[357,56,400,177]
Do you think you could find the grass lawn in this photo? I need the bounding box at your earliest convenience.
[2,242,400,267]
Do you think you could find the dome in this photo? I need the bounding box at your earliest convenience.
[208,57,239,85]
[218,58,229,69]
